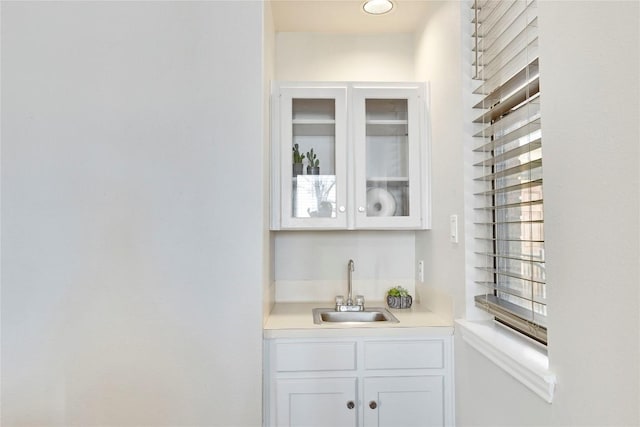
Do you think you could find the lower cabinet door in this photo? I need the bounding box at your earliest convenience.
[363,376,444,427]
[276,377,358,427]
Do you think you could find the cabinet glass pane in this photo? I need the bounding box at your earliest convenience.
[291,99,337,218]
[365,99,409,218]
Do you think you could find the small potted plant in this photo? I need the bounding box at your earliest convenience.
[306,148,320,175]
[292,143,305,176]
[387,286,413,309]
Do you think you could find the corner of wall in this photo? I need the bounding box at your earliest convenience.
[412,0,466,319]
[263,0,276,324]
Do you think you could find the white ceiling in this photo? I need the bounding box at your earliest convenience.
[271,0,433,34]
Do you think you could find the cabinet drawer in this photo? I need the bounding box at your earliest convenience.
[364,340,444,370]
[275,342,357,372]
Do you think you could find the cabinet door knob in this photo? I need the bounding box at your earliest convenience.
[369,401,377,409]
[347,401,355,409]
[339,206,346,213]
[358,206,365,213]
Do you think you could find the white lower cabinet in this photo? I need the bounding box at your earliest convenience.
[363,376,444,427]
[276,378,358,427]
[264,335,454,427]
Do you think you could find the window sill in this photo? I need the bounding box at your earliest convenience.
[455,319,556,403]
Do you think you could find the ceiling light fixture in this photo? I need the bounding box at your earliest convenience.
[363,0,394,15]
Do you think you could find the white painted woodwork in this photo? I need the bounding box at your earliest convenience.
[276,378,358,427]
[271,81,430,230]
[276,341,357,372]
[265,335,453,427]
[364,340,444,370]
[352,85,426,229]
[275,85,349,229]
[363,376,444,427]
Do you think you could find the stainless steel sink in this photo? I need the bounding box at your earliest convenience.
[312,307,399,325]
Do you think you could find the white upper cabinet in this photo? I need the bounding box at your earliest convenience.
[352,86,425,229]
[271,82,430,230]
[272,84,348,229]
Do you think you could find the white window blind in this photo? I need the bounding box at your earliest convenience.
[471,0,547,344]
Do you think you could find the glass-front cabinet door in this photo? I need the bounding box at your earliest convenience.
[352,86,425,229]
[275,86,348,229]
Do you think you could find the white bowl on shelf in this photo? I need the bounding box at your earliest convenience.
[366,187,396,216]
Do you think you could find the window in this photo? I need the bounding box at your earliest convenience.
[471,0,546,344]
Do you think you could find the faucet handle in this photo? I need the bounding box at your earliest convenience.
[335,295,345,305]
[355,295,365,306]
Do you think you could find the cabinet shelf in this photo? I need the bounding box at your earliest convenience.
[293,119,336,125]
[366,119,408,125]
[292,174,337,182]
[367,177,410,183]
[366,121,409,137]
[293,121,336,137]
[293,98,335,121]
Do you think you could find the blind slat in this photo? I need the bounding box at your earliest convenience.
[473,0,518,38]
[473,177,542,196]
[475,251,545,263]
[474,0,537,49]
[473,78,539,124]
[475,282,547,305]
[473,94,540,137]
[473,59,539,108]
[473,139,541,167]
[475,235,544,243]
[473,199,543,212]
[474,158,542,181]
[474,295,548,341]
[474,51,539,102]
[474,219,545,228]
[476,27,538,86]
[474,119,540,152]
[474,16,538,69]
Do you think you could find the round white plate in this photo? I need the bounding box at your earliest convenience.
[366,188,397,216]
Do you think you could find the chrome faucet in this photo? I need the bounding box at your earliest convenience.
[335,259,364,312]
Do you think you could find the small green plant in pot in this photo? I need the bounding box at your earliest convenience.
[292,144,305,176]
[306,148,320,175]
[387,286,413,309]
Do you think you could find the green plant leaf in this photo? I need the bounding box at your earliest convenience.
[387,286,409,297]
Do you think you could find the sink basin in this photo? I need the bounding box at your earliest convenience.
[312,307,399,325]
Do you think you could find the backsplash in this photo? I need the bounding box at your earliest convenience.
[275,279,416,303]
[275,231,415,275]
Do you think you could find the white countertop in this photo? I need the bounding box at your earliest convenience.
[264,302,454,338]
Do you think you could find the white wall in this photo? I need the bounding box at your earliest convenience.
[455,1,640,426]
[273,32,418,302]
[276,33,414,82]
[413,2,466,315]
[1,2,265,425]
[540,0,639,423]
